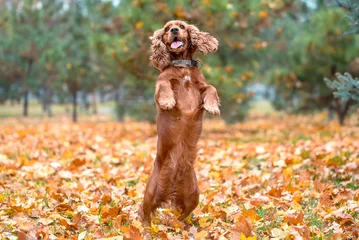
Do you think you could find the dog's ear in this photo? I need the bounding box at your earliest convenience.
[150,28,171,71]
[187,24,218,55]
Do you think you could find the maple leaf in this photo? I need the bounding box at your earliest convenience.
[0,116,358,238]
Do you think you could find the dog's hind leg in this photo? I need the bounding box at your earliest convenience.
[140,166,159,226]
[175,167,200,221]
[179,191,199,221]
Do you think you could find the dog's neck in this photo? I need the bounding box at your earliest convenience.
[170,51,193,61]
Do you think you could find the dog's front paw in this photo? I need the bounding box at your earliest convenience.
[203,102,220,116]
[158,95,176,110]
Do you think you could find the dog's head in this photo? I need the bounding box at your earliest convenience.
[150,20,218,71]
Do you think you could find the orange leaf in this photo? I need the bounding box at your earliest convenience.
[286,209,304,225]
[129,225,142,240]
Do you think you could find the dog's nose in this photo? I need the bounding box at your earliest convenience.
[170,27,179,34]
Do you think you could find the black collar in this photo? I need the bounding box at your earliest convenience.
[171,60,202,69]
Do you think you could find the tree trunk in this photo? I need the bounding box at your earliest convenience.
[82,93,90,111]
[42,87,49,114]
[47,88,53,117]
[335,99,351,126]
[23,60,33,117]
[42,88,47,113]
[72,90,78,122]
[23,89,29,117]
[42,75,54,117]
[92,91,97,114]
[115,80,125,121]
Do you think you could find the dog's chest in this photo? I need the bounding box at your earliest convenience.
[174,69,201,113]
[180,69,193,88]
[183,75,192,87]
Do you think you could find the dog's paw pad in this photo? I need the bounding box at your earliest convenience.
[204,103,220,116]
[158,97,176,110]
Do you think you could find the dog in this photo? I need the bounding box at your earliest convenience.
[139,20,220,226]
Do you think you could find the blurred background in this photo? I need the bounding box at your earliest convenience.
[0,0,358,124]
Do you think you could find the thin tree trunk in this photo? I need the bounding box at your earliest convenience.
[23,85,29,117]
[73,90,77,122]
[42,88,47,113]
[92,91,97,114]
[336,99,351,126]
[84,93,90,111]
[23,60,33,117]
[116,80,125,121]
[42,86,49,113]
[47,88,53,117]
[42,75,53,117]
[23,89,28,117]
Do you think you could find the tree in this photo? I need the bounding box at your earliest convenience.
[325,73,359,101]
[324,0,359,104]
[61,0,94,122]
[102,0,300,123]
[325,73,357,124]
[0,0,68,117]
[0,0,39,117]
[265,0,358,125]
[3,0,357,123]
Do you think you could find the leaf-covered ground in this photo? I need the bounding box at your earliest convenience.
[1,114,359,240]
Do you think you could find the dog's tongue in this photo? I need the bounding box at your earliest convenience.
[171,41,183,49]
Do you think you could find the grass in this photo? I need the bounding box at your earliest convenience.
[249,100,275,114]
[0,102,68,117]
[0,101,115,118]
[0,100,274,118]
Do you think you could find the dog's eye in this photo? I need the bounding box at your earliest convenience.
[165,27,170,32]
[180,24,185,29]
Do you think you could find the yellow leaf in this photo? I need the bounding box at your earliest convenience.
[184,215,193,224]
[199,216,212,228]
[135,21,143,29]
[230,12,238,18]
[291,201,302,211]
[0,194,5,203]
[240,233,257,240]
[149,224,159,234]
[209,171,220,179]
[258,11,268,20]
[283,167,293,181]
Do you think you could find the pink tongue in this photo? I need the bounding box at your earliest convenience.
[171,41,183,49]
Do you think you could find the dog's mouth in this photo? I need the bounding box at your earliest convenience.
[171,37,184,49]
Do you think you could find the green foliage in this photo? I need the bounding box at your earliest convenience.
[125,101,157,123]
[2,0,289,122]
[324,0,359,103]
[334,0,359,35]
[267,3,359,113]
[325,72,359,101]
[1,0,358,121]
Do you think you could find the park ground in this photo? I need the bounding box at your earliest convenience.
[0,107,359,239]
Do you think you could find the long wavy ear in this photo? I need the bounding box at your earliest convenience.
[187,24,218,55]
[149,28,170,71]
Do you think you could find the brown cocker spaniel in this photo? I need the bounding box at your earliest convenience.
[139,20,220,226]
